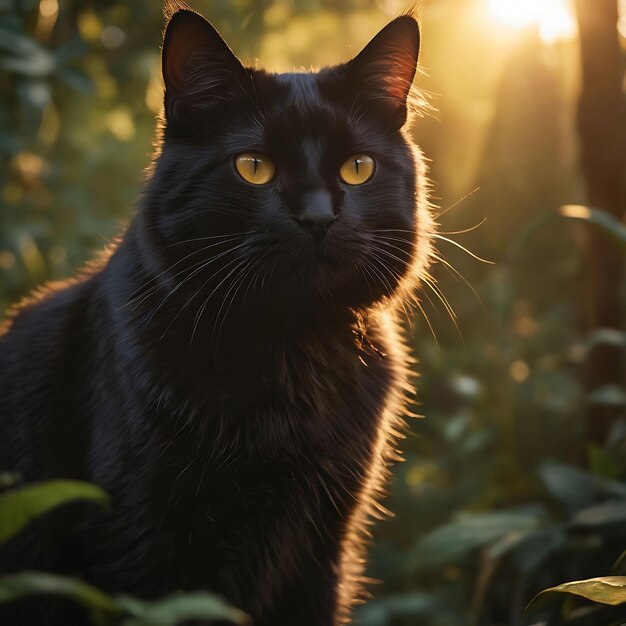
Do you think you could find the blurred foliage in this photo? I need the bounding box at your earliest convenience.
[0,571,249,625]
[0,476,109,543]
[0,479,247,625]
[1,0,626,625]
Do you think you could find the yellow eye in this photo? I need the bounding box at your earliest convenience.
[339,154,375,185]
[235,153,275,185]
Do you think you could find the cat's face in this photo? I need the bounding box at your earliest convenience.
[141,8,430,323]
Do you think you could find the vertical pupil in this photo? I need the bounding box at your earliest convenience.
[253,158,259,175]
[354,159,360,175]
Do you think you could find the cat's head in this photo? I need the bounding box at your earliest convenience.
[139,5,432,327]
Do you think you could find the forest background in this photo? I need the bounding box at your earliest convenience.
[1,0,625,624]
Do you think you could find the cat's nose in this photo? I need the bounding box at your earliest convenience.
[294,190,337,241]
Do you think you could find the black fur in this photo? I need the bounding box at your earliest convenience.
[0,7,432,625]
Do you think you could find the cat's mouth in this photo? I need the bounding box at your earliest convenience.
[311,243,343,269]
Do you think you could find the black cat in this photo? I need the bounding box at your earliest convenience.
[0,4,433,625]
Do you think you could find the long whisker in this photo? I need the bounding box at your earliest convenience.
[373,233,484,315]
[163,253,245,342]
[131,247,233,314]
[437,218,487,236]
[243,246,274,301]
[355,260,375,301]
[434,234,494,264]
[190,257,249,344]
[433,253,485,310]
[366,253,400,296]
[370,236,414,254]
[156,231,255,249]
[373,250,418,323]
[370,228,415,235]
[423,278,462,338]
[368,250,419,326]
[415,298,439,346]
[142,241,250,329]
[368,237,413,265]
[371,236,464,336]
[156,249,251,341]
[124,234,247,308]
[212,257,256,349]
[435,187,480,219]
[424,277,457,320]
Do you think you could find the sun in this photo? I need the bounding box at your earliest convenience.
[487,0,577,44]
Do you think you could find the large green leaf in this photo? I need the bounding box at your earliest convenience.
[528,576,626,609]
[0,571,116,615]
[0,573,248,626]
[510,525,567,573]
[538,461,626,512]
[116,591,250,626]
[408,506,546,570]
[0,480,109,544]
[538,461,597,510]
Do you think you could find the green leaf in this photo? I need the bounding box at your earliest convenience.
[527,576,626,609]
[0,573,248,626]
[511,525,567,573]
[409,506,546,570]
[116,591,250,626]
[571,502,626,528]
[0,571,116,615]
[538,461,626,512]
[0,28,43,56]
[538,461,598,510]
[0,480,109,544]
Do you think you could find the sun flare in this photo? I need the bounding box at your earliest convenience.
[487,0,577,44]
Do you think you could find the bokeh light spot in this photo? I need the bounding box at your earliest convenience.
[106,107,135,141]
[39,0,58,19]
[487,0,577,44]
[0,251,16,271]
[101,25,126,50]
[510,360,530,383]
[78,10,103,42]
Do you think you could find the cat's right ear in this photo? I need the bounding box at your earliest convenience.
[346,15,420,129]
[162,10,250,125]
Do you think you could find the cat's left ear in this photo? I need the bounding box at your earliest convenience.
[162,9,250,125]
[347,15,420,128]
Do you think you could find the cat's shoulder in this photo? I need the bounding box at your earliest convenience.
[0,273,99,387]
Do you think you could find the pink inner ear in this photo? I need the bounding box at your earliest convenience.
[349,16,420,109]
[377,51,417,104]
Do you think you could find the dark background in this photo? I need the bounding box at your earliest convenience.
[1,1,625,624]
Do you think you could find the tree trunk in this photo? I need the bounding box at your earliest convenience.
[574,0,626,444]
